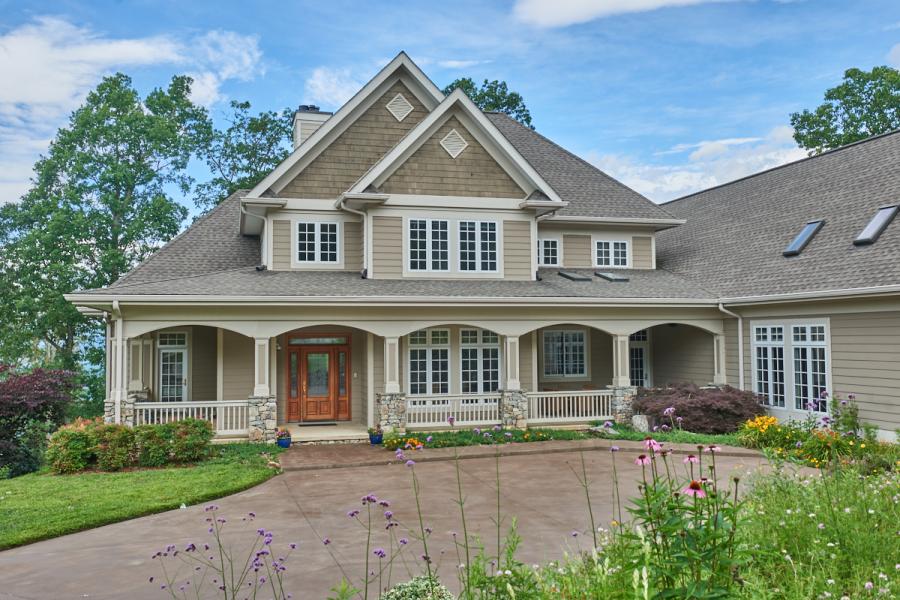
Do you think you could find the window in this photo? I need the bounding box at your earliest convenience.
[543,330,587,378]
[595,240,629,268]
[459,221,498,272]
[854,205,898,246]
[408,219,449,271]
[628,330,650,387]
[538,238,559,266]
[751,321,828,413]
[158,332,187,402]
[408,329,449,395]
[783,220,823,257]
[460,329,501,394]
[296,221,340,263]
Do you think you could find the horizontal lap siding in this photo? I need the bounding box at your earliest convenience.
[278,82,427,198]
[652,325,714,386]
[344,221,363,272]
[632,236,653,269]
[562,234,591,268]
[372,216,402,278]
[519,333,533,391]
[272,220,291,270]
[504,220,532,280]
[191,326,217,401]
[222,331,254,400]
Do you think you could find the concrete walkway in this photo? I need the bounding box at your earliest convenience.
[0,441,768,600]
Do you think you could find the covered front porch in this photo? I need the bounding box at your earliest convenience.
[104,305,728,441]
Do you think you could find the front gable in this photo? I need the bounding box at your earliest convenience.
[379,114,526,198]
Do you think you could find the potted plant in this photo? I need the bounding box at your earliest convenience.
[368,424,384,445]
[276,428,292,448]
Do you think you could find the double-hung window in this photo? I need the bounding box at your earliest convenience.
[542,330,587,378]
[537,238,559,266]
[460,329,501,394]
[408,329,449,395]
[297,221,340,263]
[459,221,498,272]
[751,321,828,413]
[595,240,629,268]
[408,219,449,271]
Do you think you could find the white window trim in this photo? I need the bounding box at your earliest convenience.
[750,318,832,415]
[400,216,504,278]
[457,220,500,274]
[459,329,503,395]
[537,236,562,267]
[157,330,189,402]
[407,218,450,273]
[594,238,630,269]
[291,220,344,268]
[406,328,451,396]
[541,328,591,381]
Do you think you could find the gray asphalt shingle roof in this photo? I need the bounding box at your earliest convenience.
[657,130,900,298]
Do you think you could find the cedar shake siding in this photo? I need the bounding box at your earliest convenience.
[380,115,525,198]
[503,220,532,280]
[632,236,653,269]
[278,82,427,198]
[372,216,402,278]
[562,234,591,268]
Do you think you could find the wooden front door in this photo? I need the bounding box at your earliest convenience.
[286,341,351,422]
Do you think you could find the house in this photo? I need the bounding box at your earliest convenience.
[65,53,900,442]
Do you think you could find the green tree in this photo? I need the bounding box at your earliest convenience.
[0,73,208,382]
[194,101,293,211]
[443,78,534,128]
[790,66,900,155]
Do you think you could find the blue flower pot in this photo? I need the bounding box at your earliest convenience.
[277,437,292,449]
[369,433,383,445]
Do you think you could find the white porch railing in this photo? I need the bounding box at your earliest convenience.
[526,390,614,425]
[134,401,250,436]
[406,394,502,428]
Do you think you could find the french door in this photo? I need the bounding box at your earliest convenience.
[286,342,350,422]
[159,349,187,402]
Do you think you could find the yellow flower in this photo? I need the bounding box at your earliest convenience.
[860,443,866,449]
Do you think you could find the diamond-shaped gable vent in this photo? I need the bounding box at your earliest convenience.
[440,129,468,158]
[386,93,414,122]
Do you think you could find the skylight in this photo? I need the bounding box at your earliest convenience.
[595,271,629,282]
[783,220,824,257]
[558,270,591,282]
[854,205,898,246]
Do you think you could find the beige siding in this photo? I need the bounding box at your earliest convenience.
[537,327,612,391]
[519,333,534,391]
[632,236,653,269]
[271,220,291,270]
[373,336,385,397]
[723,318,751,389]
[651,325,715,386]
[344,220,363,272]
[503,220,532,280]
[191,326,217,401]
[381,115,524,198]
[562,234,591,268]
[278,81,427,198]
[372,216,402,278]
[222,330,254,400]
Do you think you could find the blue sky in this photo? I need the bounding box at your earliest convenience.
[1,0,899,207]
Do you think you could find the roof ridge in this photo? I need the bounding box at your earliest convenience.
[487,113,678,219]
[662,128,900,206]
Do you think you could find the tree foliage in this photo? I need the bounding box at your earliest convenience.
[790,66,900,155]
[194,100,293,211]
[443,77,534,128]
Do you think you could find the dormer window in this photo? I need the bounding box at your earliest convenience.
[296,221,340,264]
[595,240,629,268]
[783,220,823,257]
[538,238,559,266]
[854,205,898,246]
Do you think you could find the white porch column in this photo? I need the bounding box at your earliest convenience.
[367,333,375,428]
[612,334,631,387]
[216,328,224,400]
[713,333,727,385]
[253,337,271,397]
[113,317,127,424]
[505,335,521,390]
[128,339,143,392]
[384,336,401,394]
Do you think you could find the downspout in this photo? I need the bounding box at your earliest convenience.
[338,198,368,278]
[717,303,744,390]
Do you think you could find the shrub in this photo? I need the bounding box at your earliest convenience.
[133,424,172,467]
[738,415,807,450]
[46,428,96,474]
[93,424,135,471]
[170,418,214,463]
[381,576,454,600]
[633,383,765,433]
[0,364,76,477]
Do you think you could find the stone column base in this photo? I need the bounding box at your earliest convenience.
[248,396,278,443]
[123,390,145,427]
[611,386,638,424]
[377,393,407,433]
[500,389,528,429]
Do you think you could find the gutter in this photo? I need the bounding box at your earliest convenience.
[717,303,744,390]
[720,284,900,305]
[337,197,369,277]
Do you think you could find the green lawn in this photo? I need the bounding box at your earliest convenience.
[0,443,281,550]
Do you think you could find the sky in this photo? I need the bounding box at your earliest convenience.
[1,0,899,208]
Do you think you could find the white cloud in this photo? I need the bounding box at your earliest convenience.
[437,59,491,69]
[304,67,364,109]
[0,17,263,203]
[889,43,900,68]
[513,0,732,27]
[587,125,806,202]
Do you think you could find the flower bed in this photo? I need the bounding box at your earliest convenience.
[383,426,588,450]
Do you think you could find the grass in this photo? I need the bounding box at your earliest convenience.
[0,443,282,550]
[384,427,589,450]
[589,421,743,447]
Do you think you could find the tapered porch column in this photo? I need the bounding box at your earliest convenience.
[253,337,271,397]
[384,336,401,394]
[504,335,521,390]
[713,333,727,385]
[611,334,631,387]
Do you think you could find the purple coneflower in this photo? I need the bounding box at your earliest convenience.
[683,480,706,498]
[683,454,699,464]
[635,454,651,466]
[610,445,619,452]
[663,406,676,417]
[643,437,662,452]
[705,445,721,453]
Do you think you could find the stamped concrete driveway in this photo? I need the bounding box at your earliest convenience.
[0,444,767,600]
